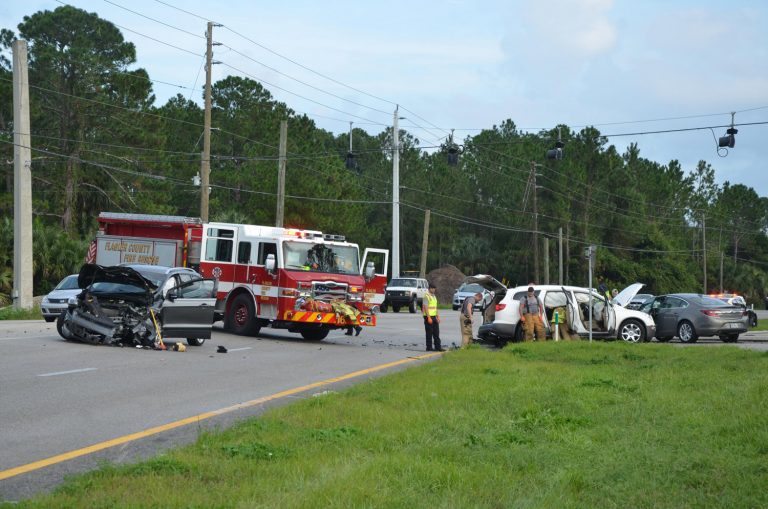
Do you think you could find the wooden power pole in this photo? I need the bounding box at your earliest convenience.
[276,120,287,227]
[12,40,32,310]
[420,209,430,278]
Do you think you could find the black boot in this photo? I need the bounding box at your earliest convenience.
[344,328,353,336]
[355,326,362,336]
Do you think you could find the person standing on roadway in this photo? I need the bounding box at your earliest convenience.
[460,292,483,348]
[519,286,546,341]
[422,282,443,351]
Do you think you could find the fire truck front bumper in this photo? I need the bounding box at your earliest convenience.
[282,310,376,327]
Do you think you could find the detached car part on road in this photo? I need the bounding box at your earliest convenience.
[57,264,217,348]
[474,279,657,346]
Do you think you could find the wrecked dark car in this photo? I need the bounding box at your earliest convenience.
[57,264,217,348]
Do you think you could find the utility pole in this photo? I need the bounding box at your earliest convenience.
[531,162,539,283]
[720,250,724,293]
[392,106,400,278]
[200,22,220,222]
[419,209,430,278]
[543,237,549,284]
[702,213,707,294]
[12,40,32,310]
[276,120,287,227]
[558,227,563,285]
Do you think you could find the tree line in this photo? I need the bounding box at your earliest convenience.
[1,6,767,305]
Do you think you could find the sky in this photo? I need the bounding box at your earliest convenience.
[2,0,767,196]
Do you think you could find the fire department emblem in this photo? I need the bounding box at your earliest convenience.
[212,266,222,279]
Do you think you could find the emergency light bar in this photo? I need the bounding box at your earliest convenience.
[324,234,346,242]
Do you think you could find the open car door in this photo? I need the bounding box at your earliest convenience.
[562,288,582,334]
[161,278,217,340]
[361,248,389,307]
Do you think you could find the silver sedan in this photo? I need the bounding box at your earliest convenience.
[641,293,748,343]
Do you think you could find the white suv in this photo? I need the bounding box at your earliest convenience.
[381,277,429,313]
[477,281,656,345]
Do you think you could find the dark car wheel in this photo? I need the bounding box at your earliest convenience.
[719,333,739,343]
[56,312,73,340]
[187,337,205,346]
[619,319,646,343]
[408,298,417,313]
[380,303,388,313]
[749,312,757,327]
[392,305,401,313]
[300,329,329,341]
[677,321,698,343]
[452,305,459,311]
[225,294,261,336]
[514,323,524,342]
[44,316,56,323]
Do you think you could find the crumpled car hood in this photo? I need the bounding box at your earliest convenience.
[77,264,158,292]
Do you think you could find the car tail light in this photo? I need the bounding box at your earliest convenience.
[495,303,506,311]
[700,309,722,317]
[743,310,748,316]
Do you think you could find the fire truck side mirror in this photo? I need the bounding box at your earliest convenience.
[265,254,276,274]
[364,261,375,280]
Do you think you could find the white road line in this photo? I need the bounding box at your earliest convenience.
[226,347,253,352]
[37,368,98,377]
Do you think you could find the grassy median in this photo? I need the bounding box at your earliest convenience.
[6,342,768,508]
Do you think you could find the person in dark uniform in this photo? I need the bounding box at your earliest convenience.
[460,292,482,348]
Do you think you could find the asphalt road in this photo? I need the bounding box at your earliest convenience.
[1,310,766,502]
[0,309,472,501]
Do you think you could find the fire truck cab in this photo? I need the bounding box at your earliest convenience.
[196,223,388,340]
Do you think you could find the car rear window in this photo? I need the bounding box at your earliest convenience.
[460,283,483,293]
[56,275,80,290]
[389,279,416,287]
[693,296,730,307]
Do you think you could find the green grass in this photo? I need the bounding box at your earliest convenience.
[6,342,768,508]
[0,306,42,320]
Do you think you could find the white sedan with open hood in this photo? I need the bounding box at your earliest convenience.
[475,280,656,345]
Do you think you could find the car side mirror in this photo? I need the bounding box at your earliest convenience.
[364,261,375,280]
[166,289,178,302]
[265,253,276,274]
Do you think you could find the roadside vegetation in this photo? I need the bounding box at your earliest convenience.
[0,306,41,320]
[8,342,767,508]
[2,6,768,307]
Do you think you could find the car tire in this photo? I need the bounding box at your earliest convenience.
[408,299,416,313]
[452,305,459,311]
[514,323,524,342]
[619,319,646,343]
[392,305,401,313]
[677,321,698,343]
[56,312,73,341]
[186,337,205,346]
[226,294,261,336]
[749,313,757,327]
[300,329,329,341]
[719,333,739,343]
[380,303,388,313]
[656,336,673,342]
[44,316,56,323]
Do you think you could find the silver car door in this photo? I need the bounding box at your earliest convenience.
[161,279,217,339]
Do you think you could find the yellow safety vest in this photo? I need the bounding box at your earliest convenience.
[424,293,438,316]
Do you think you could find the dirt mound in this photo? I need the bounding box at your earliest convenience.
[426,265,466,305]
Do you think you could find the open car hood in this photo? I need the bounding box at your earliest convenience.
[613,283,645,307]
[463,274,507,294]
[77,264,158,292]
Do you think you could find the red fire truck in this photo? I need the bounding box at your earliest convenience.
[92,212,389,340]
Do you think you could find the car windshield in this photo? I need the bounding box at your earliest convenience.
[283,241,359,274]
[389,278,417,287]
[55,275,80,290]
[459,283,483,293]
[90,281,148,294]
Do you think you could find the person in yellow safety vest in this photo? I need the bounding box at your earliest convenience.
[422,282,443,352]
[550,306,574,340]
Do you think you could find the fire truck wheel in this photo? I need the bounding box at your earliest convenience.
[300,329,329,341]
[186,337,205,346]
[226,294,261,336]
